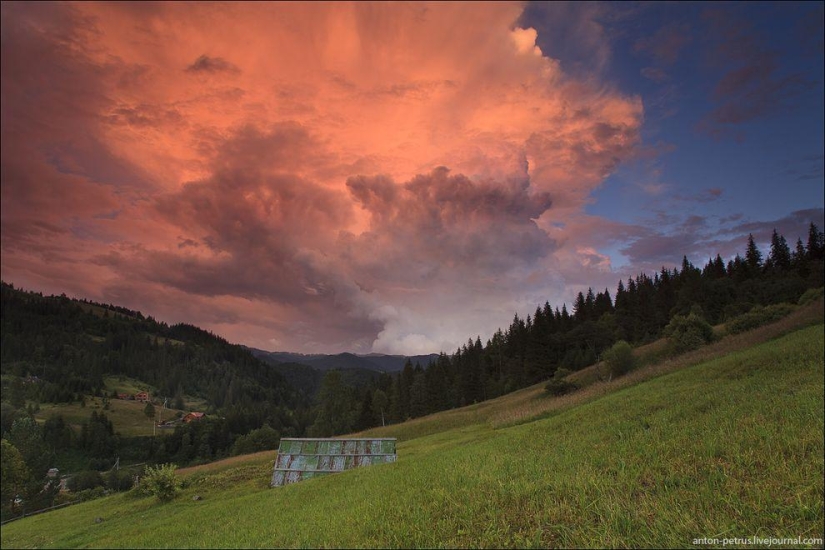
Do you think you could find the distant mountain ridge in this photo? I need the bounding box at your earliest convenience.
[246,349,441,373]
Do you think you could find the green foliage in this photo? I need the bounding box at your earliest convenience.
[80,411,117,461]
[544,378,578,396]
[7,416,52,479]
[798,286,824,306]
[143,401,155,420]
[307,370,355,437]
[664,313,714,353]
[544,368,578,396]
[73,486,107,502]
[141,463,181,503]
[67,470,105,492]
[602,340,635,378]
[371,389,389,425]
[1,439,30,517]
[0,281,304,426]
[726,303,797,335]
[42,414,75,450]
[105,469,135,492]
[231,425,280,456]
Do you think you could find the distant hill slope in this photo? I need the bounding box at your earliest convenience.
[248,349,439,399]
[0,282,302,413]
[260,360,382,399]
[248,349,440,373]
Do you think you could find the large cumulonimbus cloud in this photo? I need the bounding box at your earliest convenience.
[1,2,645,354]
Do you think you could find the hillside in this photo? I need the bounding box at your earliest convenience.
[259,360,382,400]
[249,349,440,372]
[2,313,822,548]
[249,349,440,402]
[0,282,313,480]
[0,282,303,415]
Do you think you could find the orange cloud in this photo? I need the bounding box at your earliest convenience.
[1,2,644,353]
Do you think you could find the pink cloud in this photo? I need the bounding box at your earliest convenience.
[1,2,645,354]
[633,23,692,65]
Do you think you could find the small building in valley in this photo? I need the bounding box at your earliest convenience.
[183,412,205,423]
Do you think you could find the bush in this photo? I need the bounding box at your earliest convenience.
[798,287,824,306]
[726,303,797,335]
[105,469,134,492]
[67,470,104,492]
[231,425,280,456]
[664,313,714,353]
[545,368,578,396]
[545,378,578,396]
[602,340,634,378]
[141,463,181,503]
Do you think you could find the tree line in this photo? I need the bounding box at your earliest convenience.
[305,224,824,435]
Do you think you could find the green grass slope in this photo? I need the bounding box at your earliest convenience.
[2,324,823,548]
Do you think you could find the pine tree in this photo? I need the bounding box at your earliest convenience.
[309,370,355,436]
[573,292,587,321]
[745,234,763,272]
[792,238,809,275]
[808,222,824,260]
[767,229,791,270]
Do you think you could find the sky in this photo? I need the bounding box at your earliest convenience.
[1,1,823,355]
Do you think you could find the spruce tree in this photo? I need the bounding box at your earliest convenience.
[745,234,763,272]
[768,229,791,270]
[808,222,824,260]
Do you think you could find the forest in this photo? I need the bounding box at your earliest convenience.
[308,224,825,435]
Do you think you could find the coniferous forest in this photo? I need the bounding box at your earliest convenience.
[1,224,823,519]
[334,225,824,433]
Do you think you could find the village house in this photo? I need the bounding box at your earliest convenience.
[134,391,150,402]
[183,412,205,423]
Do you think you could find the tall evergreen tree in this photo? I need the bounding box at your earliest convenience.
[308,370,354,437]
[808,222,824,260]
[745,233,763,272]
[767,229,791,270]
[792,238,809,275]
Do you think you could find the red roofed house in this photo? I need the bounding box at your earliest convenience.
[183,412,205,423]
[134,391,150,402]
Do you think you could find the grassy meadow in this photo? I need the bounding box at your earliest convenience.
[2,313,822,548]
[32,374,206,438]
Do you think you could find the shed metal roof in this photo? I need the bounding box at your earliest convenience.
[270,437,397,487]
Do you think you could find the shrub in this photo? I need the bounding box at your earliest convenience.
[67,470,104,492]
[726,303,797,335]
[141,463,181,503]
[602,340,634,378]
[232,425,280,456]
[545,368,578,396]
[545,378,578,396]
[798,287,824,306]
[105,469,134,492]
[664,313,714,353]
